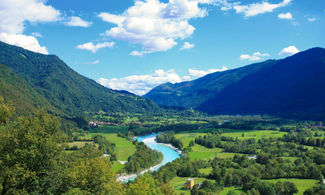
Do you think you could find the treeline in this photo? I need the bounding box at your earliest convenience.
[156,132,183,149]
[195,134,258,154]
[282,131,325,148]
[124,142,163,173]
[93,135,117,160]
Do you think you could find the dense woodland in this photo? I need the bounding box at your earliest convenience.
[124,142,163,173]
[0,97,177,195]
[156,132,183,149]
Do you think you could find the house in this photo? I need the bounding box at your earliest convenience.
[184,178,194,190]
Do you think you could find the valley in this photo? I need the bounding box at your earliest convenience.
[1,42,325,194]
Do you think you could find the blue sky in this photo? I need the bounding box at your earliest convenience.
[0,0,324,95]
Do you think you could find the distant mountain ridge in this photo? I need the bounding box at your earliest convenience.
[145,47,325,119]
[0,41,160,116]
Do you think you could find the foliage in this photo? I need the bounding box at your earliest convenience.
[124,142,163,173]
[92,135,116,160]
[0,41,161,118]
[156,131,183,149]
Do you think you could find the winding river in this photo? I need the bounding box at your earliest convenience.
[118,133,181,182]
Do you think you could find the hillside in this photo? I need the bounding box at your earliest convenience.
[145,48,325,119]
[0,41,160,116]
[0,64,58,115]
[145,60,276,108]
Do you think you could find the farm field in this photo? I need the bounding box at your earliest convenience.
[221,130,287,140]
[85,132,136,161]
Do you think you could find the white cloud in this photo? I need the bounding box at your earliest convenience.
[233,0,292,17]
[98,66,228,95]
[188,66,228,77]
[76,42,115,53]
[278,12,292,20]
[180,42,195,50]
[31,32,42,38]
[0,33,48,54]
[278,46,299,56]
[98,12,125,25]
[308,17,316,22]
[0,0,61,34]
[65,16,92,27]
[99,0,212,55]
[240,52,270,61]
[0,0,61,54]
[81,60,100,65]
[98,69,182,95]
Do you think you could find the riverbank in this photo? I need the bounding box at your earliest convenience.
[143,137,182,155]
[116,134,181,182]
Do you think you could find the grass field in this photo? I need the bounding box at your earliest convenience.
[112,161,125,172]
[175,133,243,160]
[218,179,318,195]
[263,178,318,195]
[221,130,287,140]
[82,130,136,162]
[170,176,215,195]
[218,187,243,195]
[88,133,136,161]
[66,141,94,148]
[282,156,299,162]
[199,168,213,175]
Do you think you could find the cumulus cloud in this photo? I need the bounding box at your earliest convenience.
[308,17,316,22]
[0,33,48,54]
[233,0,292,17]
[180,42,195,50]
[278,12,292,20]
[98,69,182,95]
[65,16,92,27]
[188,66,228,77]
[98,66,228,95]
[278,46,299,56]
[0,0,61,53]
[240,52,270,61]
[99,0,212,55]
[76,42,115,53]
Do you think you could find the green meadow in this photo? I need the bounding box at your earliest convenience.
[263,178,318,195]
[221,130,287,140]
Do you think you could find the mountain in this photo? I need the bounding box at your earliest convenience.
[0,63,56,115]
[145,60,277,108]
[0,41,160,116]
[145,48,325,119]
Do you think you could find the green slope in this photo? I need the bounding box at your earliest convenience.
[0,64,57,115]
[0,41,160,116]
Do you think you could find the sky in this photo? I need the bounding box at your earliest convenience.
[0,0,324,95]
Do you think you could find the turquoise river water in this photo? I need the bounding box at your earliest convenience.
[135,133,181,170]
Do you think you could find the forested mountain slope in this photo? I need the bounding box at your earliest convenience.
[0,41,160,116]
[146,48,325,119]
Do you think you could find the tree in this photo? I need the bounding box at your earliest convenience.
[67,157,123,194]
[126,174,163,195]
[0,109,67,194]
[0,96,13,125]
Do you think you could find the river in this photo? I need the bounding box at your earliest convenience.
[117,133,181,182]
